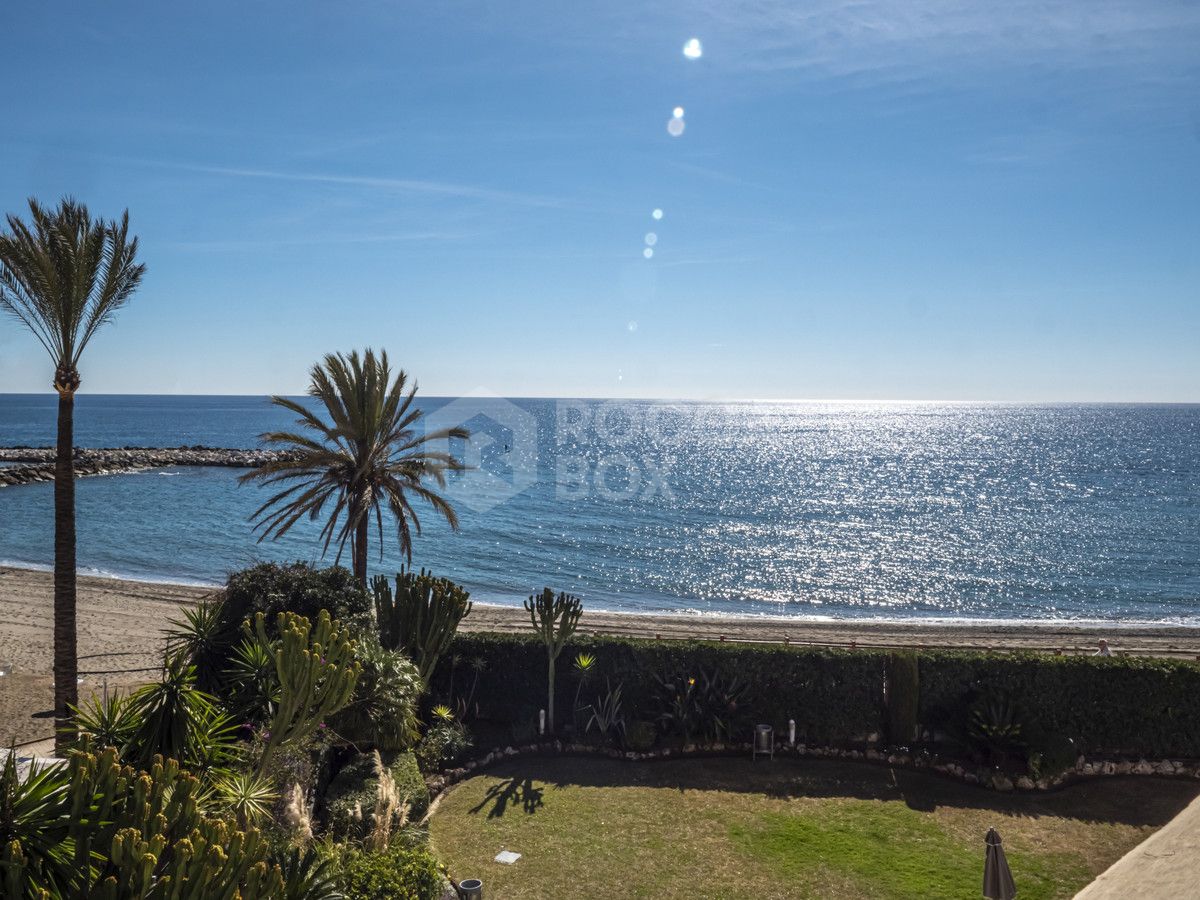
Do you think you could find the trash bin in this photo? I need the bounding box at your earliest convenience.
[458,878,483,899]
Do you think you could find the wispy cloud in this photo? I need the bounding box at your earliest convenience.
[691,0,1200,83]
[161,231,472,252]
[118,157,573,210]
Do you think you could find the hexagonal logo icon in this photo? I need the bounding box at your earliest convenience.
[421,390,539,513]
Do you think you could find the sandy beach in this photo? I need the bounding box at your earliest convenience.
[3,564,1198,746]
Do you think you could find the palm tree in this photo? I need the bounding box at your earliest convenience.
[0,198,145,742]
[240,349,468,585]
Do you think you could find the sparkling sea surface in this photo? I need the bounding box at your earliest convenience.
[1,394,1198,624]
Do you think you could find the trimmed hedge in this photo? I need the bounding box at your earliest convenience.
[433,633,1200,759]
[919,651,1200,758]
[433,633,888,745]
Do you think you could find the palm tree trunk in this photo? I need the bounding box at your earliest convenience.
[53,388,78,751]
[353,517,368,587]
[547,651,556,733]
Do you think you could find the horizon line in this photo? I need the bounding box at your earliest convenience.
[1,391,1198,405]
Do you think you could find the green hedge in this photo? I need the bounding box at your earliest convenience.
[919,651,1200,758]
[433,633,888,745]
[434,633,1200,759]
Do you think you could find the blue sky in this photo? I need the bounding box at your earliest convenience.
[1,1,1197,401]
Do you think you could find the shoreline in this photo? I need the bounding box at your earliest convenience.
[3,564,1199,746]
[3,562,1198,632]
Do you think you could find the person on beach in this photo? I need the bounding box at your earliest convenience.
[1094,639,1112,657]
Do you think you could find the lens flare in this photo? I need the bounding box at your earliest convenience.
[667,117,685,137]
[683,38,702,59]
[652,208,663,220]
[643,247,654,259]
[628,321,638,332]
[644,232,658,246]
[673,106,685,118]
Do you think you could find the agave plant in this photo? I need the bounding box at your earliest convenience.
[968,692,1025,765]
[654,672,700,744]
[212,769,278,828]
[694,668,748,743]
[69,690,140,752]
[585,679,626,747]
[276,845,344,900]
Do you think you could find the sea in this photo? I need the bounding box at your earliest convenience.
[1,395,1198,625]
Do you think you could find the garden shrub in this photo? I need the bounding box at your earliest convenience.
[918,651,1200,758]
[432,633,887,746]
[415,709,472,772]
[433,633,1200,759]
[218,562,375,646]
[334,842,443,900]
[323,751,430,839]
[886,652,920,746]
[331,640,423,751]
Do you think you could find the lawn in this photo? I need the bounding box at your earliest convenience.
[429,755,1197,899]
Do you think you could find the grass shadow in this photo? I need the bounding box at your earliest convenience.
[469,773,546,819]
[472,754,1198,828]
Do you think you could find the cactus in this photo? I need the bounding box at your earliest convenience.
[524,588,584,733]
[0,744,285,898]
[372,567,472,684]
[248,610,360,776]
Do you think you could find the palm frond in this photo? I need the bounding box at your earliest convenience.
[241,348,469,577]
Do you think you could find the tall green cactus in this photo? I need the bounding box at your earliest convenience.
[373,567,472,684]
[524,588,584,733]
[0,745,285,898]
[249,610,360,776]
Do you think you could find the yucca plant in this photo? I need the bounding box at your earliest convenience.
[212,769,278,829]
[240,349,469,585]
[0,749,73,896]
[69,690,140,752]
[166,597,228,693]
[125,653,239,774]
[227,634,282,724]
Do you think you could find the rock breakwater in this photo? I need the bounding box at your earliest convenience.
[0,446,296,488]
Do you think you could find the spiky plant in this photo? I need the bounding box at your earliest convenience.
[372,566,472,684]
[250,610,360,776]
[166,597,228,693]
[239,349,469,585]
[212,769,278,829]
[524,588,584,733]
[571,652,597,733]
[0,198,145,748]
